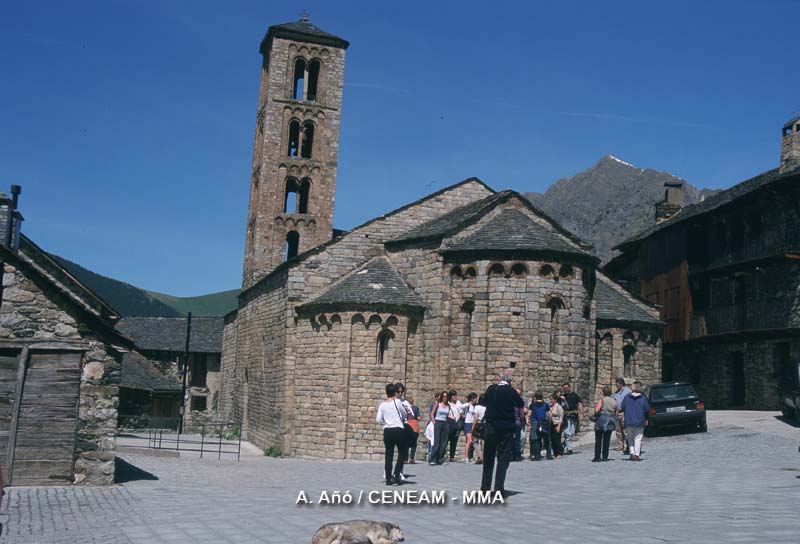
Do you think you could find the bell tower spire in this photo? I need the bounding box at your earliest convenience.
[242,18,349,289]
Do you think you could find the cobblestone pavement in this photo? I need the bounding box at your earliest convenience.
[3,411,799,543]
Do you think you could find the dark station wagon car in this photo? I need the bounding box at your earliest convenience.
[646,382,707,434]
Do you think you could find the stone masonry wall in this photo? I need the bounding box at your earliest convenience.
[1,261,120,485]
[667,336,799,410]
[595,325,662,402]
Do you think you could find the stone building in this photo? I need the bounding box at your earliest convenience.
[0,190,130,485]
[606,117,800,410]
[115,317,223,426]
[218,19,663,460]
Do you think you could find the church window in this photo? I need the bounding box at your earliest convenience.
[377,329,393,364]
[547,298,565,352]
[623,344,636,376]
[287,120,301,157]
[307,59,321,102]
[298,178,311,214]
[465,267,477,279]
[511,263,528,277]
[559,264,574,279]
[284,177,299,213]
[539,264,554,278]
[301,121,315,158]
[285,231,300,260]
[450,266,464,279]
[293,58,306,100]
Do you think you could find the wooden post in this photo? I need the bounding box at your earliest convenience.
[5,347,29,486]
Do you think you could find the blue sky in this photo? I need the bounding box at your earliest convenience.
[1,0,798,296]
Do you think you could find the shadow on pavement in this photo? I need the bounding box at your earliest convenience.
[114,457,159,483]
[774,415,800,428]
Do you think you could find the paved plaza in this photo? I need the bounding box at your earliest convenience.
[2,411,799,543]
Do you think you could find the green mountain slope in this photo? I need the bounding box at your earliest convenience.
[49,254,238,317]
[147,289,240,317]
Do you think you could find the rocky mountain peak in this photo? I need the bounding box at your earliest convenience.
[526,156,713,263]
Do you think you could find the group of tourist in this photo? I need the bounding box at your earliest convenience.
[376,372,652,491]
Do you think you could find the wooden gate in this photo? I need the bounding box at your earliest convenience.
[10,351,82,485]
[0,350,20,463]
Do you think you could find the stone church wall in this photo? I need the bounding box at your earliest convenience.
[595,325,662,402]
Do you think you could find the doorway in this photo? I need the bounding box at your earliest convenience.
[729,352,745,407]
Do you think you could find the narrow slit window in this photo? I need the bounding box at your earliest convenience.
[285,231,300,260]
[377,329,393,364]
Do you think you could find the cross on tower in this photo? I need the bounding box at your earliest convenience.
[299,9,310,22]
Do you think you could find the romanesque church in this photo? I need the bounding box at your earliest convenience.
[219,18,663,459]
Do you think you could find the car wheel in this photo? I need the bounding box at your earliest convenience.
[698,417,707,433]
[781,405,791,419]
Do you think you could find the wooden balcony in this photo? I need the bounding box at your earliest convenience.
[689,302,793,338]
[689,226,800,274]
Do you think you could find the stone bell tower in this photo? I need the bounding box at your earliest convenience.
[242,16,349,289]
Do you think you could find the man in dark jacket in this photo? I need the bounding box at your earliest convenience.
[480,369,524,497]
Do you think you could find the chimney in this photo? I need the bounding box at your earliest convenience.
[0,185,23,251]
[780,116,800,174]
[655,180,684,223]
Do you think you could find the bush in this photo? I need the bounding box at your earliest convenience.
[264,446,282,457]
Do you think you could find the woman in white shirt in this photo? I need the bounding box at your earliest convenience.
[472,394,487,464]
[376,383,409,485]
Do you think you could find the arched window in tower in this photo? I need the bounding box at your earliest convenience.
[547,298,565,353]
[298,178,311,214]
[307,59,321,102]
[301,121,315,158]
[293,58,306,100]
[284,177,299,213]
[377,329,394,364]
[287,120,300,157]
[285,231,300,260]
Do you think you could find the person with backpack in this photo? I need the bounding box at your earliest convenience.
[528,391,552,460]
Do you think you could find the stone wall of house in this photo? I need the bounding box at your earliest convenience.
[1,261,120,485]
[666,336,798,409]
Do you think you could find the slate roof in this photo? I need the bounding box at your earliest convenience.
[617,167,799,249]
[389,190,591,251]
[116,317,224,353]
[441,208,592,258]
[261,19,349,52]
[299,257,424,311]
[120,351,181,392]
[595,275,662,326]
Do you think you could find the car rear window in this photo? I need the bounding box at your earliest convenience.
[650,385,697,402]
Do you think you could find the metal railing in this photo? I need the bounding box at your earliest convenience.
[117,419,242,461]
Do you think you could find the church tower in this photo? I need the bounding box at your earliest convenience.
[242,16,349,288]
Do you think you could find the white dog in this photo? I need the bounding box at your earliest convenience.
[311,520,404,544]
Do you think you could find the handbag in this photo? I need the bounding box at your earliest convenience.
[394,400,416,440]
